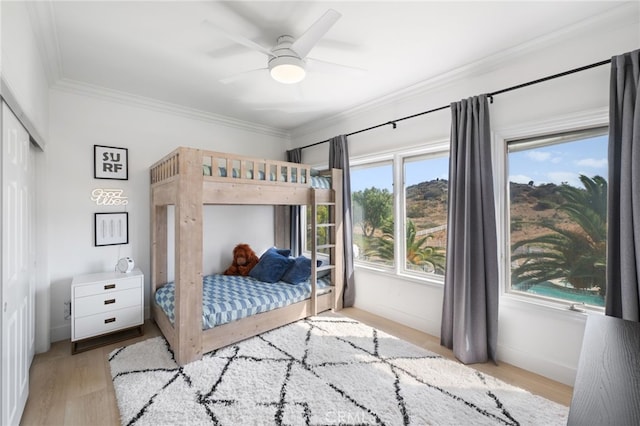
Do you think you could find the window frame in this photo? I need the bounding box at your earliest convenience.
[350,157,396,270]
[494,111,609,313]
[401,151,450,280]
[349,140,450,285]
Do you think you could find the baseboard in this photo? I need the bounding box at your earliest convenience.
[353,302,441,338]
[498,343,577,386]
[50,324,71,343]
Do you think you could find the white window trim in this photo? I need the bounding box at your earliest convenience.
[350,139,450,284]
[493,107,608,313]
[399,145,449,280]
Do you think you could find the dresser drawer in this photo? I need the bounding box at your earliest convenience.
[74,275,141,298]
[73,287,141,318]
[73,305,143,341]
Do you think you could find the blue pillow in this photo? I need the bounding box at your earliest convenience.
[273,248,291,257]
[257,247,291,260]
[280,256,311,284]
[249,248,295,283]
[282,257,324,285]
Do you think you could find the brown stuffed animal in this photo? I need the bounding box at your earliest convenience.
[223,243,259,276]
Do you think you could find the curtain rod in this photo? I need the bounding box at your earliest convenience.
[299,57,612,151]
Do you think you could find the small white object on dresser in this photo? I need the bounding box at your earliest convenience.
[71,268,144,354]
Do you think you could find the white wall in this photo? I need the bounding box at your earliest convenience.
[1,1,51,354]
[166,205,275,281]
[47,88,289,341]
[290,5,639,386]
[1,2,50,143]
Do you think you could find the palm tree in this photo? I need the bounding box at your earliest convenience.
[370,219,446,273]
[511,175,607,295]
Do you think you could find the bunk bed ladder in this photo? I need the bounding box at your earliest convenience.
[310,187,337,315]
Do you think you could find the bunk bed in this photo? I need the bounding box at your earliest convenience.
[150,147,344,365]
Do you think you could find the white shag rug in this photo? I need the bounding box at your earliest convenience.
[109,316,568,425]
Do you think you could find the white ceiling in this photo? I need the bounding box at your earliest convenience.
[32,1,630,131]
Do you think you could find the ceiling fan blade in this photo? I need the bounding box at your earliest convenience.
[306,57,366,75]
[202,19,274,58]
[220,68,268,84]
[290,9,341,58]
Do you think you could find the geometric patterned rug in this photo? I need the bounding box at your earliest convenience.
[109,316,568,425]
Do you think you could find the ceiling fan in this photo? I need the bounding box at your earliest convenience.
[203,9,362,85]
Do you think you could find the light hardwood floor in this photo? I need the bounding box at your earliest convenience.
[20,308,573,425]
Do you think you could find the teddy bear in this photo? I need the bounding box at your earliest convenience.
[223,243,259,276]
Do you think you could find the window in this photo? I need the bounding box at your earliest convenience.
[507,127,608,307]
[403,154,448,276]
[349,145,449,279]
[351,162,394,268]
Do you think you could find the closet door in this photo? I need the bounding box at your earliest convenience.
[1,102,35,426]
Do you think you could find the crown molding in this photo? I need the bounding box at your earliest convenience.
[290,2,637,141]
[52,79,291,139]
[27,0,289,139]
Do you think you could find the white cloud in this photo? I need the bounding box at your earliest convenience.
[509,174,533,184]
[576,158,607,168]
[526,151,551,161]
[547,171,581,187]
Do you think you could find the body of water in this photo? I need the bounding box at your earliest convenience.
[514,281,604,307]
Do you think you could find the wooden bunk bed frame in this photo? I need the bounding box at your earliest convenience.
[150,147,344,365]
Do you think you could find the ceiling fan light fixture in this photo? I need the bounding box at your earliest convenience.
[269,56,306,84]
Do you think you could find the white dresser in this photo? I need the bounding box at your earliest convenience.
[71,268,144,353]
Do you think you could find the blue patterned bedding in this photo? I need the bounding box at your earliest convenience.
[155,274,332,330]
[310,175,331,189]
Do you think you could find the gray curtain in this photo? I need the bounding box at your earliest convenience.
[287,148,302,257]
[606,49,640,322]
[441,95,499,364]
[329,135,355,307]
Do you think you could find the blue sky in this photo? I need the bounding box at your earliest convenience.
[351,166,394,192]
[351,134,607,192]
[508,135,607,188]
[351,156,449,192]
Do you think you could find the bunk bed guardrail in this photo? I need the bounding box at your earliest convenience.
[150,147,313,187]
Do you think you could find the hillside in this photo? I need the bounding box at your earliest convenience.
[404,179,574,246]
[405,179,448,246]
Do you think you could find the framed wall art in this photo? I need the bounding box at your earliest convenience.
[95,212,129,246]
[94,145,128,180]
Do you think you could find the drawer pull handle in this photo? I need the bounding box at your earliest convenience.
[104,299,116,305]
[104,284,116,290]
[104,317,116,324]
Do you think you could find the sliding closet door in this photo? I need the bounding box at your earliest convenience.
[1,102,36,426]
